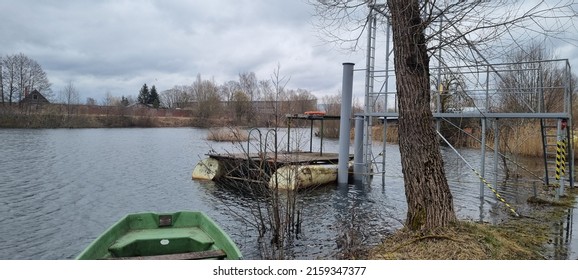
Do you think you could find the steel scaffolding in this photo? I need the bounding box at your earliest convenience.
[354,5,575,199]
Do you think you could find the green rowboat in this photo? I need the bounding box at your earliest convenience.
[76,211,242,260]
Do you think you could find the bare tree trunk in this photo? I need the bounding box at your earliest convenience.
[388,0,456,230]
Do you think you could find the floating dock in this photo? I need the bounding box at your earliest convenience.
[192,113,356,190]
[192,151,353,190]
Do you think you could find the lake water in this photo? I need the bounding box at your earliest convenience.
[0,127,576,259]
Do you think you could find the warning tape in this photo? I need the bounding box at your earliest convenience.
[555,138,567,180]
[436,131,519,217]
[561,139,566,176]
[470,167,519,217]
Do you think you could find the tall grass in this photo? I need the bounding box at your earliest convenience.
[206,127,249,142]
[369,121,577,159]
[369,125,399,143]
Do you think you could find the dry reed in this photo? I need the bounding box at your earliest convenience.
[207,127,249,142]
[369,121,577,159]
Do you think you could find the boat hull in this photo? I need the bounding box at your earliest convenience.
[76,211,242,260]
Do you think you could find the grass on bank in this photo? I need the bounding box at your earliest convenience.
[367,188,576,260]
[207,127,249,142]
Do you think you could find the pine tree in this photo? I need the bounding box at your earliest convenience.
[149,85,160,108]
[121,96,129,106]
[138,84,149,105]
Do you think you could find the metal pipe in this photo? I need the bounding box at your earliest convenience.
[353,116,365,183]
[381,117,387,186]
[480,118,486,199]
[435,15,443,133]
[556,119,563,200]
[309,119,313,153]
[320,119,324,156]
[287,119,291,153]
[382,18,391,187]
[338,62,355,185]
[493,119,499,194]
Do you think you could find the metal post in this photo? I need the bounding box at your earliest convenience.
[338,62,355,185]
[309,119,313,153]
[480,118,486,199]
[354,116,365,184]
[382,17,391,187]
[320,119,324,156]
[569,63,575,189]
[435,16,443,133]
[493,118,499,194]
[382,117,387,186]
[484,66,490,114]
[287,118,291,153]
[556,119,565,200]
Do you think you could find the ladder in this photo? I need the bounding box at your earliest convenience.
[362,7,393,184]
[541,118,571,197]
[362,8,377,183]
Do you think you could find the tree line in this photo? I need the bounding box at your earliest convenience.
[158,71,317,126]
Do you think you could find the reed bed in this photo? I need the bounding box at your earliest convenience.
[206,127,249,142]
[370,121,577,159]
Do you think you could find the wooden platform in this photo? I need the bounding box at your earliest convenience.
[209,152,351,165]
[109,250,227,260]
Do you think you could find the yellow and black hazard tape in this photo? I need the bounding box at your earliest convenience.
[561,139,567,176]
[436,131,519,217]
[555,138,567,180]
[470,167,519,217]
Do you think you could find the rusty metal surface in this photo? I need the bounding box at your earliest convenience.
[158,215,172,227]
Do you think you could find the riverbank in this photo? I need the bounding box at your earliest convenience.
[366,187,577,260]
[0,113,231,128]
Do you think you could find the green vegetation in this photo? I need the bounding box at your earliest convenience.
[137,83,160,108]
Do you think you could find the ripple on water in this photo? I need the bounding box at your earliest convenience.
[0,128,575,260]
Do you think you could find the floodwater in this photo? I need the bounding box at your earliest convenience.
[0,127,576,259]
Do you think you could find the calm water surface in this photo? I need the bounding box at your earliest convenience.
[0,128,576,259]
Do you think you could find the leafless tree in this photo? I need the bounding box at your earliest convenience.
[191,74,222,120]
[310,0,577,230]
[60,80,80,115]
[270,63,291,126]
[321,93,342,138]
[498,43,568,113]
[1,55,18,104]
[0,53,52,104]
[231,90,251,124]
[219,80,241,105]
[161,85,191,108]
[239,72,259,102]
[86,97,97,106]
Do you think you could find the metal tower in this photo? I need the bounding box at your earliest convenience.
[355,5,574,199]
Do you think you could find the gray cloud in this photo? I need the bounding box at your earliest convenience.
[1,0,576,104]
[0,0,356,101]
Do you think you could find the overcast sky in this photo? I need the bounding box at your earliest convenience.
[1,0,577,104]
[1,0,366,103]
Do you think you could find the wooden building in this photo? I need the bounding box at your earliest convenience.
[19,89,50,106]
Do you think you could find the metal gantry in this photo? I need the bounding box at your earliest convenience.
[354,6,575,199]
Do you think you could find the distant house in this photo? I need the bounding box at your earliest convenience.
[20,89,50,105]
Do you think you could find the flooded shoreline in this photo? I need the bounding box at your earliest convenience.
[0,127,576,259]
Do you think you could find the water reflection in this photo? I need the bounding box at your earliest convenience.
[549,208,574,259]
